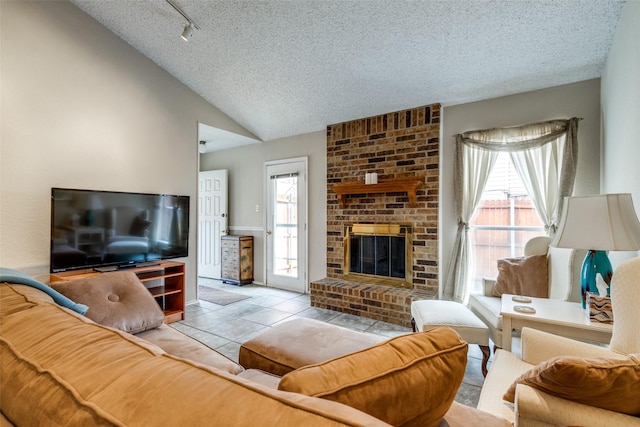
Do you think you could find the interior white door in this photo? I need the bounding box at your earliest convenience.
[198,170,228,278]
[265,159,307,293]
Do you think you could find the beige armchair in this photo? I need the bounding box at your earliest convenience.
[468,236,585,350]
[478,257,640,426]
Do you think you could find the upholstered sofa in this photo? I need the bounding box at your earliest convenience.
[0,269,509,427]
[468,236,585,350]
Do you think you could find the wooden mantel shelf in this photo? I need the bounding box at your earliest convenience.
[332,178,423,208]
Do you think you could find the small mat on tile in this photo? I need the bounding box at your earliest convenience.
[198,286,251,306]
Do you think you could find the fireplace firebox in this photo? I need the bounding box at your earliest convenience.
[343,224,412,289]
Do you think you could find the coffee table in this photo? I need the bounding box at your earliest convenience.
[500,294,613,351]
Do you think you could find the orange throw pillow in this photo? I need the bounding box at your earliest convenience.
[503,354,640,415]
[279,327,468,427]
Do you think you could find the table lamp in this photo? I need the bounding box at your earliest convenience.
[550,193,640,308]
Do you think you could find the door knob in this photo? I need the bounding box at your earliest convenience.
[266,230,272,235]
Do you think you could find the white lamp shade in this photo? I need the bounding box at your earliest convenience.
[551,193,640,251]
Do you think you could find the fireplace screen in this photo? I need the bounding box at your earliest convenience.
[343,224,412,288]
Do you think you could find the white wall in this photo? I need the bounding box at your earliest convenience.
[440,79,602,290]
[601,0,640,207]
[601,0,640,267]
[0,1,255,302]
[199,131,326,285]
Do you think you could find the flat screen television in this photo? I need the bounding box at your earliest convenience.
[50,188,190,273]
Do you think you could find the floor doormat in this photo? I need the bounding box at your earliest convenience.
[198,286,251,306]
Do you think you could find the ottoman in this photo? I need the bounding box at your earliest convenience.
[411,300,491,376]
[239,317,385,376]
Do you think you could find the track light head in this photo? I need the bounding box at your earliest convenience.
[181,23,194,41]
[166,0,199,41]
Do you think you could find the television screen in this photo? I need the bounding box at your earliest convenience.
[51,188,189,272]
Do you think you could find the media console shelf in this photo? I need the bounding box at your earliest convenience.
[50,261,185,323]
[332,178,423,208]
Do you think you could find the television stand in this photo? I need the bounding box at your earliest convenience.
[51,261,185,323]
[134,261,160,268]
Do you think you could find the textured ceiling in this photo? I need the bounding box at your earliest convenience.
[71,0,624,148]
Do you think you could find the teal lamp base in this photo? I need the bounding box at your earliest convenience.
[580,250,613,308]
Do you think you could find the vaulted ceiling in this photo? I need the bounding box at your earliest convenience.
[71,0,625,146]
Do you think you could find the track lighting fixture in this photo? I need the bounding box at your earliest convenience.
[166,0,200,42]
[199,140,207,153]
[181,23,194,41]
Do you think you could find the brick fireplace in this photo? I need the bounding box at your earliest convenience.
[310,104,440,327]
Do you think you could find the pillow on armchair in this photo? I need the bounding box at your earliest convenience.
[492,254,548,298]
[503,354,640,415]
[51,271,164,334]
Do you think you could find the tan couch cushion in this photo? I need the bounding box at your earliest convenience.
[279,327,468,427]
[236,369,282,389]
[492,254,548,298]
[0,337,123,426]
[0,284,47,318]
[51,271,164,334]
[503,354,640,415]
[136,324,243,375]
[0,296,390,427]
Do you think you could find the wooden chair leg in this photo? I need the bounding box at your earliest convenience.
[480,345,490,377]
[411,317,417,332]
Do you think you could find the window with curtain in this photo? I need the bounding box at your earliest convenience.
[444,118,579,303]
[469,152,546,293]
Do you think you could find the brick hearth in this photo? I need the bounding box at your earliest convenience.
[310,278,435,328]
[311,103,441,326]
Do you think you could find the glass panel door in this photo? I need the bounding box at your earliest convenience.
[273,174,298,278]
[265,158,307,293]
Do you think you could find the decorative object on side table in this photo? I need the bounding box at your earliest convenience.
[551,193,640,308]
[586,291,614,324]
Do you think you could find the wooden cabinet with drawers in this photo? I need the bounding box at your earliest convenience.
[221,235,254,285]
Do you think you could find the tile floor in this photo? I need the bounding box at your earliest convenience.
[174,277,497,408]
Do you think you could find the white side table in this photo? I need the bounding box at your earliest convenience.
[500,294,613,351]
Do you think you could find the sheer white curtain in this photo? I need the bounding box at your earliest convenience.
[443,141,498,303]
[443,118,579,303]
[509,119,579,234]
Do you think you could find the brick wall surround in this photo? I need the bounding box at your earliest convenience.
[310,103,441,327]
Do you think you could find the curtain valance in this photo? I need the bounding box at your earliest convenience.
[456,119,578,152]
